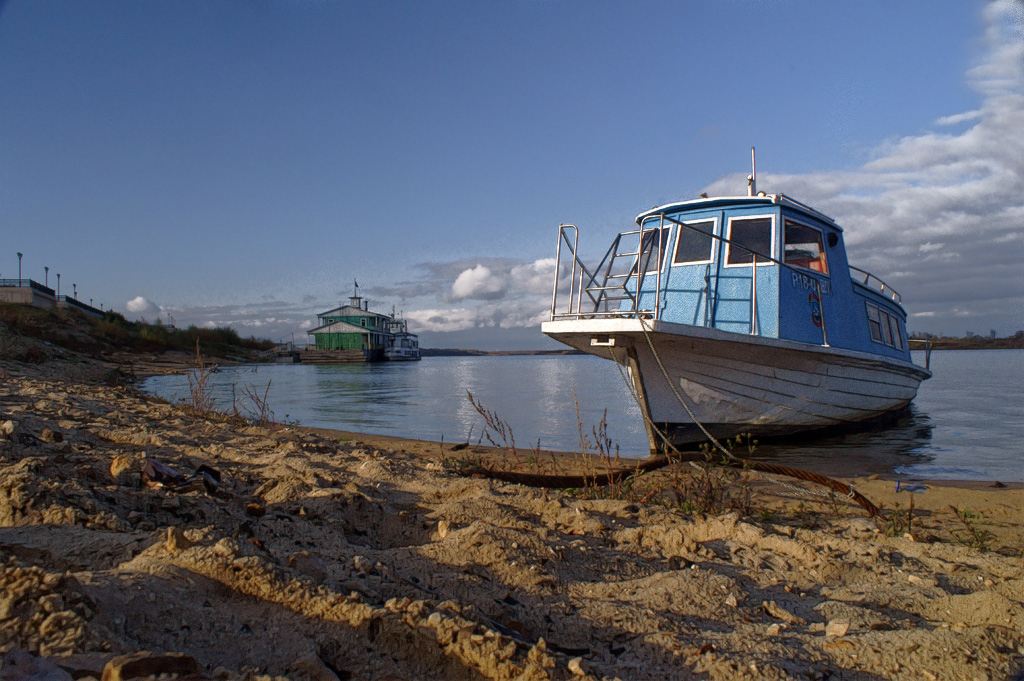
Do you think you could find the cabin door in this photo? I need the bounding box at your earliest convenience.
[711,214,778,336]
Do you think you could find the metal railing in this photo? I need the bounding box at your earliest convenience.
[0,279,55,296]
[58,296,104,316]
[550,215,833,347]
[552,223,663,319]
[908,338,932,370]
[849,266,901,303]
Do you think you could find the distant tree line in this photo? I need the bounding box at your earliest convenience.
[908,330,1024,350]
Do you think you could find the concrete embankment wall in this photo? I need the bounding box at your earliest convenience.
[0,287,56,308]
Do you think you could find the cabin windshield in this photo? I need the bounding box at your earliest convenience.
[726,217,773,265]
[784,220,829,274]
[673,219,715,264]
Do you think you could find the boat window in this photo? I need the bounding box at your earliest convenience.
[867,304,883,343]
[880,311,893,345]
[889,315,903,349]
[784,220,829,275]
[866,303,903,348]
[640,226,671,272]
[726,217,773,265]
[673,220,715,265]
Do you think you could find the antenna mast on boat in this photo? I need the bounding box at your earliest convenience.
[747,146,756,197]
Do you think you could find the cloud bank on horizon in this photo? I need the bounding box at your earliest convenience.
[126,0,1024,348]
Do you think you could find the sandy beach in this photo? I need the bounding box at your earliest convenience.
[1,350,1023,681]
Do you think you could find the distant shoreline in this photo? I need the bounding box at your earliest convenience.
[418,348,584,357]
[909,335,1024,351]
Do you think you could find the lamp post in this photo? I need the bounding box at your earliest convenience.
[73,283,77,300]
[45,266,49,288]
[17,252,22,285]
[57,274,61,297]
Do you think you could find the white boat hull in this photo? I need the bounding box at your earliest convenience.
[384,351,421,361]
[542,318,931,448]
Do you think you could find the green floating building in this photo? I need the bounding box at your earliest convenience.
[304,294,419,363]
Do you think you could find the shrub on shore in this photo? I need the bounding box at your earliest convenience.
[0,303,273,359]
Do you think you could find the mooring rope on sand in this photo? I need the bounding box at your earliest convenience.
[458,453,879,517]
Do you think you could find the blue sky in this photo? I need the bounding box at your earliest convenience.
[2,0,1022,349]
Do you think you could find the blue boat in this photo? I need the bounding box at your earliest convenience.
[542,156,932,450]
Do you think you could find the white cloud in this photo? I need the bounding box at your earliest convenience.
[510,258,557,296]
[936,110,982,126]
[407,307,478,333]
[125,295,161,321]
[451,264,507,300]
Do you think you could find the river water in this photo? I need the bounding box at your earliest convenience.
[143,349,1024,482]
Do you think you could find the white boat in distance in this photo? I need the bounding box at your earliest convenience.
[541,158,932,452]
[384,317,421,361]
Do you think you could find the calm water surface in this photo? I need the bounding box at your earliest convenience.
[144,349,1024,482]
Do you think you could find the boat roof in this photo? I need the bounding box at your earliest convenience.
[635,194,840,231]
[317,305,386,318]
[307,320,378,335]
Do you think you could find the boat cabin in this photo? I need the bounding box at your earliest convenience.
[556,194,912,362]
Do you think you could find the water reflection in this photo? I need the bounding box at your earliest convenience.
[143,350,1024,481]
[748,405,935,479]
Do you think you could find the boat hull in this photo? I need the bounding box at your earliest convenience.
[542,318,931,449]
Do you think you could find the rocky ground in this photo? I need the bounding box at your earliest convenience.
[1,348,1023,681]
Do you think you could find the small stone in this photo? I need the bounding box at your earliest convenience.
[437,520,450,539]
[724,593,738,607]
[766,623,782,636]
[1,420,16,438]
[109,454,143,482]
[825,620,850,638]
[166,527,191,552]
[567,658,585,676]
[922,672,937,681]
[246,503,266,517]
[762,600,806,625]
[40,428,63,443]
